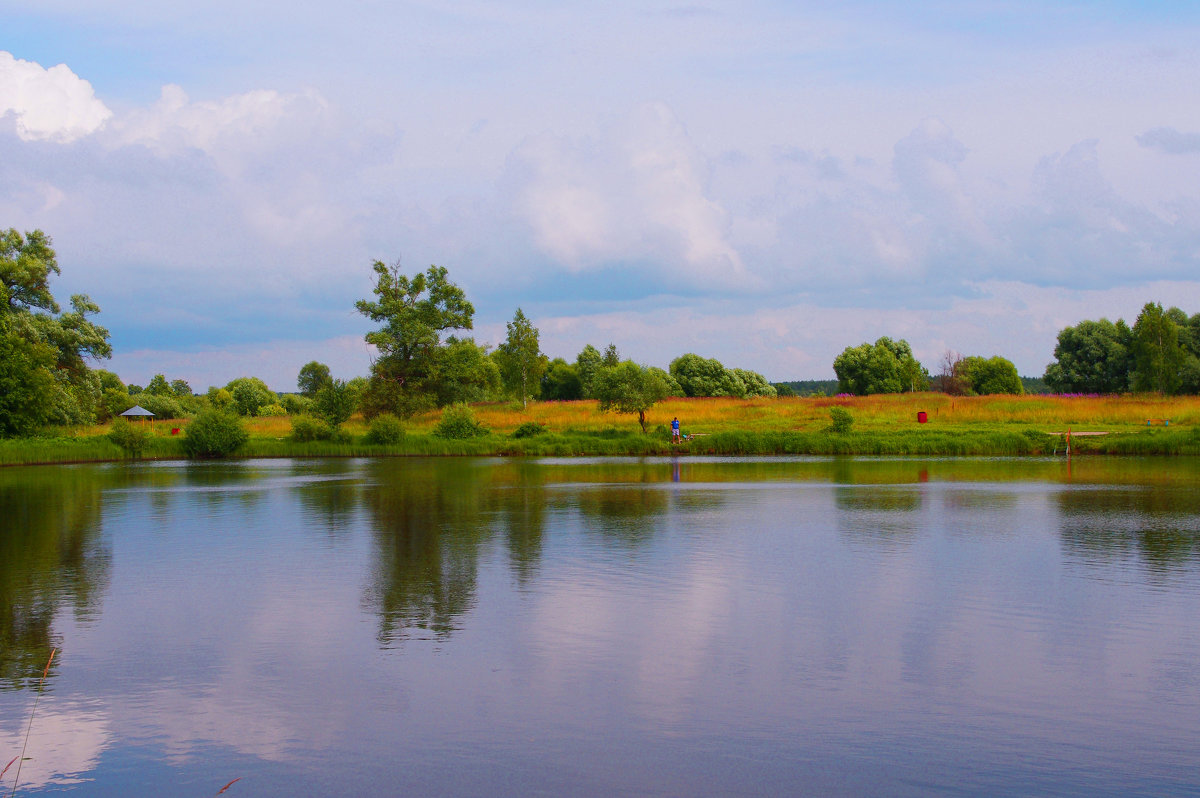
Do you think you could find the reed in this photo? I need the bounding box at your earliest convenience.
[8,648,56,797]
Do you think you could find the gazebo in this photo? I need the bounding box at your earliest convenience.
[120,405,156,423]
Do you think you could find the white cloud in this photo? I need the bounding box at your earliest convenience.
[0,701,112,789]
[0,52,111,142]
[506,102,751,290]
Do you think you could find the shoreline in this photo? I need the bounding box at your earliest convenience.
[3,426,1199,467]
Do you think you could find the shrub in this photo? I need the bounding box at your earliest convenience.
[434,403,488,439]
[512,421,546,439]
[314,379,356,427]
[133,392,186,420]
[825,407,854,434]
[107,418,150,458]
[99,387,134,421]
[290,414,335,442]
[256,403,288,417]
[281,394,312,415]
[366,413,406,444]
[181,409,248,458]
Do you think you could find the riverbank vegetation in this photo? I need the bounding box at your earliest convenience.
[4,392,1200,466]
[5,228,1200,464]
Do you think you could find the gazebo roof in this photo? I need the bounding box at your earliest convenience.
[120,405,156,417]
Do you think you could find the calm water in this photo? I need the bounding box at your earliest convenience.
[2,456,1200,796]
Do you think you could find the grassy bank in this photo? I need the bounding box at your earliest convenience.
[4,393,1200,466]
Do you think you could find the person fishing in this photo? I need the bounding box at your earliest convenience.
[671,417,681,443]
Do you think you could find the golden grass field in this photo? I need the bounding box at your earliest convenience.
[67,392,1200,442]
[403,393,1200,435]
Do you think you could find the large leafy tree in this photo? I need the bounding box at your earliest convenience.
[1,229,111,434]
[297,361,333,397]
[832,337,926,395]
[669,353,747,398]
[593,361,670,433]
[495,308,547,408]
[356,262,475,417]
[1131,302,1185,394]
[1043,318,1133,394]
[575,345,603,398]
[958,355,1023,395]
[541,358,583,401]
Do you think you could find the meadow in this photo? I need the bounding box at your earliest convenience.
[3,392,1200,466]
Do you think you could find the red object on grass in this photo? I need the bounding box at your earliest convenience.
[917,411,928,423]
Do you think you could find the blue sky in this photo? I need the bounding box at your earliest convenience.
[4,1,1200,390]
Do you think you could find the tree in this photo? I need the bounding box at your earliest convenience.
[669,353,747,398]
[297,361,333,397]
[0,229,111,433]
[958,356,1023,395]
[602,343,620,367]
[355,262,475,417]
[648,367,683,397]
[432,337,500,406]
[932,350,969,395]
[314,378,357,428]
[225,376,277,416]
[832,337,925,395]
[1043,318,1133,394]
[541,358,583,400]
[593,361,670,433]
[1131,302,1184,394]
[732,368,777,398]
[170,379,192,397]
[576,345,604,398]
[0,324,56,436]
[495,308,547,408]
[146,374,172,396]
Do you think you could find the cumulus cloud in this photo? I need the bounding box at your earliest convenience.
[1136,127,1200,155]
[0,51,111,142]
[504,102,751,290]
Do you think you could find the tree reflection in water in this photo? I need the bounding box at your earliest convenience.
[1057,486,1200,575]
[361,459,493,646]
[0,468,111,690]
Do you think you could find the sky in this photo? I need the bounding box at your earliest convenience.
[3,1,1200,391]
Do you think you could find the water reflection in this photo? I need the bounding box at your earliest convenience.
[494,461,547,586]
[0,468,111,689]
[575,485,670,547]
[1057,485,1200,574]
[361,460,491,644]
[835,485,924,541]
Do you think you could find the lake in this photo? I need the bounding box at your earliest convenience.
[2,456,1200,796]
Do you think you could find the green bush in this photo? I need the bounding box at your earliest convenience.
[826,407,854,434]
[434,403,488,439]
[107,418,150,458]
[132,392,186,420]
[181,409,249,458]
[314,379,356,427]
[280,394,312,415]
[512,421,546,439]
[365,413,406,444]
[290,415,335,442]
[256,403,288,417]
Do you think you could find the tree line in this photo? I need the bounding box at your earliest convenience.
[3,226,1195,440]
[1042,302,1200,395]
